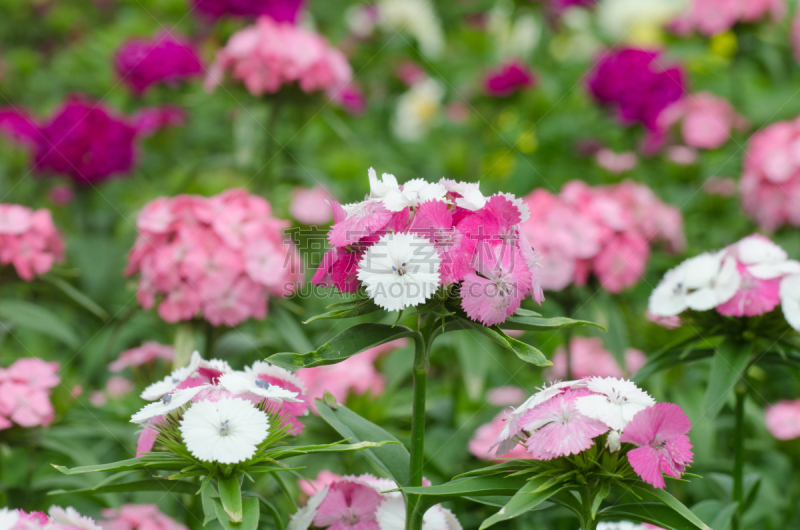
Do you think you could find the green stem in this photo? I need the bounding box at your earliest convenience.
[580,485,598,530]
[732,382,747,530]
[564,326,573,380]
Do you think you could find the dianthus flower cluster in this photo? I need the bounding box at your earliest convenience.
[739,115,800,231]
[0,205,64,281]
[0,98,184,185]
[126,190,302,326]
[492,377,693,489]
[288,472,461,530]
[132,352,309,463]
[0,506,99,530]
[764,398,800,441]
[587,48,685,136]
[520,180,684,293]
[205,17,352,99]
[669,0,785,37]
[649,234,800,331]
[312,169,544,326]
[0,358,60,430]
[115,33,203,95]
[190,0,305,23]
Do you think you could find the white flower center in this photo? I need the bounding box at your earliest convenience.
[255,380,271,389]
[161,394,172,404]
[219,419,231,436]
[605,388,628,405]
[392,262,408,276]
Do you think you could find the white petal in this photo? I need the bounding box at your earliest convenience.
[376,497,406,530]
[131,386,207,424]
[749,260,800,280]
[781,275,800,331]
[180,398,269,464]
[288,486,329,530]
[218,372,301,402]
[48,507,100,530]
[736,235,787,265]
[0,509,18,530]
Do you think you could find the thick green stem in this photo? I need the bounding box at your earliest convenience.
[732,382,747,530]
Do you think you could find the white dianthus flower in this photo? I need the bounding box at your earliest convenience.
[48,507,100,530]
[179,397,269,464]
[131,385,208,424]
[575,377,655,431]
[357,232,441,311]
[217,372,301,402]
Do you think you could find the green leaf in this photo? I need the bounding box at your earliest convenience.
[454,332,490,400]
[271,304,313,354]
[402,475,529,498]
[42,275,109,321]
[48,479,199,495]
[629,484,710,529]
[201,486,218,526]
[52,458,148,474]
[244,493,285,530]
[500,315,604,332]
[447,317,550,366]
[218,476,243,523]
[269,441,398,459]
[600,503,710,530]
[634,347,714,383]
[0,300,79,348]
[317,401,410,486]
[267,324,420,370]
[591,482,611,519]
[709,502,739,530]
[702,339,751,420]
[479,475,566,529]
[213,497,259,530]
[304,298,380,323]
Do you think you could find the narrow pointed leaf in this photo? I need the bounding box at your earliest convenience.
[599,503,710,530]
[0,300,80,348]
[501,315,604,332]
[218,476,243,523]
[48,479,198,495]
[213,497,259,530]
[629,485,710,529]
[702,339,751,420]
[303,298,379,323]
[402,475,529,498]
[479,476,566,529]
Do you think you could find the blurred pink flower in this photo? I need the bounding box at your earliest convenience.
[290,185,335,225]
[115,33,202,95]
[106,377,135,399]
[765,399,800,440]
[90,391,108,408]
[205,17,352,102]
[296,339,406,412]
[646,311,682,329]
[110,342,175,372]
[332,82,366,115]
[396,61,425,86]
[101,504,187,530]
[621,403,694,489]
[703,176,737,196]
[665,145,698,165]
[445,102,469,123]
[0,358,60,429]
[0,205,65,280]
[486,386,526,406]
[469,411,532,460]
[740,116,800,231]
[299,470,342,497]
[191,0,304,22]
[126,190,301,326]
[659,92,746,149]
[595,149,637,173]
[313,480,382,529]
[130,106,187,138]
[483,60,536,98]
[548,337,646,380]
[670,0,786,37]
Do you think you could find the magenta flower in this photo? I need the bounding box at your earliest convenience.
[115,33,203,95]
[518,388,610,460]
[191,0,305,23]
[312,480,383,529]
[621,403,694,489]
[587,48,685,137]
[483,60,536,98]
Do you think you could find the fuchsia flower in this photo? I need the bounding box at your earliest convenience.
[297,339,406,413]
[521,180,683,293]
[483,60,536,97]
[764,399,800,440]
[290,185,336,225]
[126,190,302,326]
[659,92,747,150]
[205,17,352,102]
[0,358,60,430]
[739,115,800,231]
[109,342,174,372]
[0,204,65,281]
[548,337,646,380]
[289,473,461,530]
[0,97,185,185]
[621,403,694,489]
[670,0,786,37]
[312,170,543,326]
[191,0,305,22]
[115,33,203,95]
[101,504,187,530]
[587,48,685,137]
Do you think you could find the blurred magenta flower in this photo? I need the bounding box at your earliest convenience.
[48,185,75,206]
[0,358,60,430]
[109,342,175,373]
[659,92,747,149]
[670,0,785,37]
[0,205,65,281]
[765,399,800,440]
[130,106,187,137]
[126,190,302,326]
[101,504,188,530]
[483,59,536,97]
[115,33,203,95]
[547,337,646,380]
[521,180,684,293]
[205,17,352,100]
[740,116,800,231]
[331,82,366,115]
[290,185,335,224]
[587,48,685,139]
[191,0,305,22]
